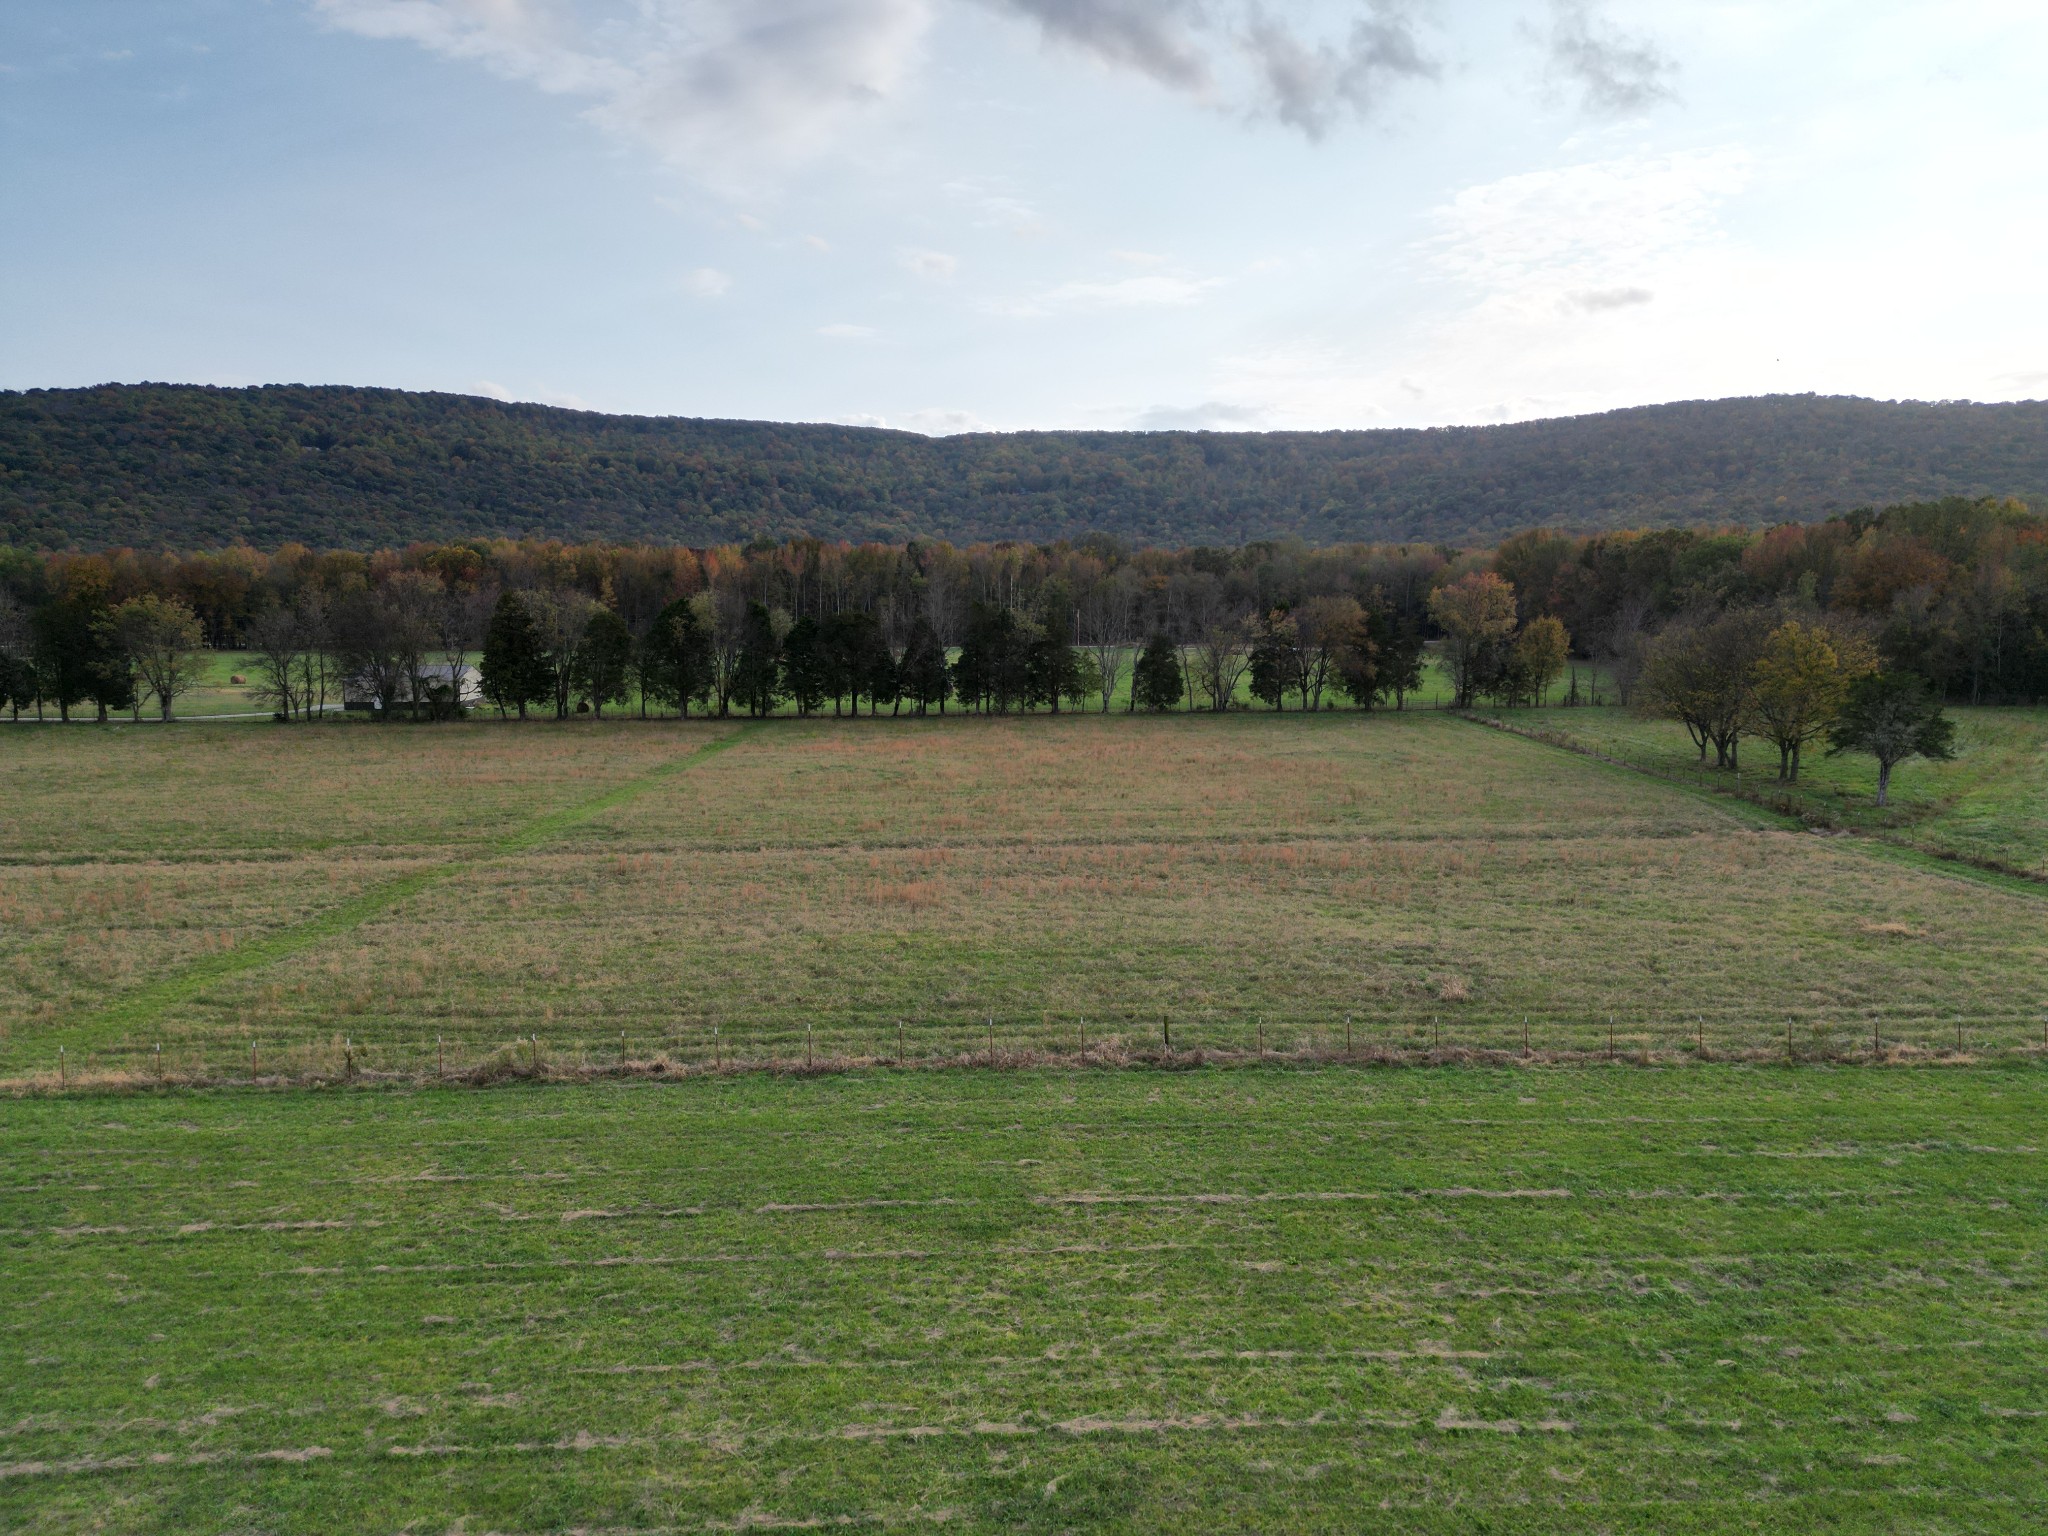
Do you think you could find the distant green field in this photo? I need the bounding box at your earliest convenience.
[4,710,2045,1084]
[5,1067,2044,1534]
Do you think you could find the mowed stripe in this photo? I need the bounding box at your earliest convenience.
[54,726,752,1048]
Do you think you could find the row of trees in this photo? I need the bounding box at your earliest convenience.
[464,584,1430,720]
[0,589,207,722]
[1625,603,1955,803]
[3,494,2038,723]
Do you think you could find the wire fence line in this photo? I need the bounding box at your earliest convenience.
[18,1006,2048,1090]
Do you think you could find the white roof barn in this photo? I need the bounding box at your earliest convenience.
[342,662,483,711]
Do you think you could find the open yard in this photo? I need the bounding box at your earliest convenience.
[4,1067,2045,1533]
[3,710,2046,1080]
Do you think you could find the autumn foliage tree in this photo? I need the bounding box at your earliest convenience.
[110,594,205,721]
[1429,572,1518,707]
[1749,619,1875,780]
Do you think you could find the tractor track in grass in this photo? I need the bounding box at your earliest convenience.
[43,727,754,1055]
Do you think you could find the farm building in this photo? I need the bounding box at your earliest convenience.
[341,662,483,713]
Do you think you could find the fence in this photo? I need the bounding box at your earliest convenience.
[19,1004,2048,1091]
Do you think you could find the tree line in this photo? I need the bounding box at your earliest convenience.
[0,496,2036,732]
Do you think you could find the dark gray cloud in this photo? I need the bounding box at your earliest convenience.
[1241,6,1438,138]
[1545,0,1675,116]
[992,0,1437,136]
[995,0,1213,92]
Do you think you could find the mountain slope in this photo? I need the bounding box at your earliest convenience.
[4,383,2044,550]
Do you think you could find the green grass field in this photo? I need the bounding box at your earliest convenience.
[6,1068,2046,1533]
[5,710,2046,1081]
[6,706,2045,1532]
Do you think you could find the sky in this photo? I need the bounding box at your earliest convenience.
[2,1,2045,435]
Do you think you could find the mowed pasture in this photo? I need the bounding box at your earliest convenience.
[5,1068,2046,1534]
[3,710,2046,1079]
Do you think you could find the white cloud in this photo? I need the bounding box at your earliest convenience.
[899,247,957,280]
[987,271,1222,317]
[474,379,595,409]
[1131,399,1271,430]
[819,322,877,338]
[1424,147,1751,305]
[899,406,993,434]
[1563,284,1653,312]
[311,1,1457,195]
[942,180,1043,236]
[313,0,933,184]
[680,266,732,297]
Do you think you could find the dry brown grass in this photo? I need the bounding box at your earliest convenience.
[8,712,2045,1076]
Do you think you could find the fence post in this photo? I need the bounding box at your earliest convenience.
[1872,1015,1880,1059]
[58,1046,65,1086]
[437,1035,443,1077]
[1608,1016,1616,1061]
[1162,1013,1171,1051]
[1345,1015,1352,1056]
[807,1024,814,1069]
[1257,1018,1264,1058]
[898,1021,905,1063]
[1523,1017,1530,1057]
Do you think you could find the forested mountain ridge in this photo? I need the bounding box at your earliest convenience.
[4,383,2044,552]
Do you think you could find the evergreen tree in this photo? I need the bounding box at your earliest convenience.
[31,596,129,723]
[1133,633,1184,712]
[953,602,1030,713]
[732,601,784,717]
[1021,589,1081,712]
[1247,615,1294,710]
[0,650,31,721]
[480,590,551,719]
[1024,594,1082,713]
[640,597,714,717]
[781,616,829,716]
[1374,613,1427,710]
[574,606,634,719]
[822,610,894,716]
[898,616,950,715]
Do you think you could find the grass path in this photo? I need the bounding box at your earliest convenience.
[58,727,752,1051]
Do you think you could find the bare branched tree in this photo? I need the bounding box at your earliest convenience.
[1077,568,1138,713]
